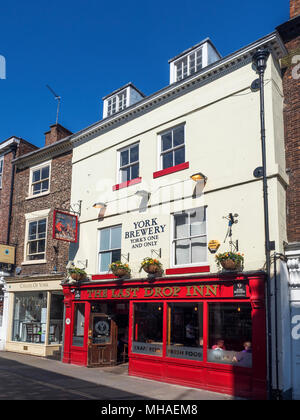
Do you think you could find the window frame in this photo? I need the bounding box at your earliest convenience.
[0,156,4,189]
[107,89,128,117]
[171,206,208,268]
[28,160,52,199]
[98,225,122,274]
[22,209,50,265]
[118,142,140,184]
[174,47,204,82]
[158,124,186,171]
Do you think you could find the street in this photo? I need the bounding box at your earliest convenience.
[0,351,239,400]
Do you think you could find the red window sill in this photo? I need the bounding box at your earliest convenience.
[165,266,210,275]
[92,274,118,280]
[112,177,142,191]
[153,162,189,179]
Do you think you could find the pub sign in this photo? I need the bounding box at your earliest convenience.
[53,210,78,243]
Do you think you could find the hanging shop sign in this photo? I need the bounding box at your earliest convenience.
[53,210,78,243]
[0,244,15,264]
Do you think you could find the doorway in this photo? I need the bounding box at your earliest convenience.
[88,301,129,367]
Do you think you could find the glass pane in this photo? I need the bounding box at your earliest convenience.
[28,222,37,240]
[120,149,129,167]
[121,167,130,183]
[167,302,203,361]
[38,219,46,237]
[48,292,64,344]
[207,303,252,368]
[41,166,49,180]
[190,207,206,236]
[72,303,85,347]
[183,57,188,78]
[100,251,111,272]
[32,169,41,183]
[130,145,139,163]
[33,183,41,195]
[100,228,110,251]
[191,236,207,263]
[111,225,121,249]
[111,249,121,263]
[41,180,49,192]
[12,292,47,344]
[132,302,163,356]
[174,147,185,166]
[174,213,189,239]
[92,315,111,344]
[173,126,184,147]
[131,163,139,180]
[161,132,172,151]
[37,239,45,253]
[162,151,173,169]
[175,239,190,265]
[28,241,37,255]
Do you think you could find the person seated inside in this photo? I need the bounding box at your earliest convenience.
[232,341,252,368]
[212,339,226,350]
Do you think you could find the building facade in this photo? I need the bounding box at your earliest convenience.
[4,124,74,358]
[0,136,37,350]
[60,33,287,399]
[277,0,300,400]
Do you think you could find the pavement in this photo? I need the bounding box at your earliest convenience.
[0,351,242,400]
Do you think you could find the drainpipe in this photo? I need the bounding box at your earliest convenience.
[6,142,17,246]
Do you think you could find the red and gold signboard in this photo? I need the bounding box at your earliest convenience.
[53,210,78,243]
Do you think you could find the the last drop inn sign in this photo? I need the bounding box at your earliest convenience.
[122,214,169,260]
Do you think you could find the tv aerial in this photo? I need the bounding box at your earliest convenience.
[223,213,239,252]
[46,84,61,124]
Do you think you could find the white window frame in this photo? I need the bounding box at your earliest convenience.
[28,160,51,199]
[22,209,50,265]
[174,46,204,82]
[171,207,208,268]
[107,89,128,117]
[0,156,4,189]
[98,225,122,274]
[158,124,186,171]
[117,142,140,184]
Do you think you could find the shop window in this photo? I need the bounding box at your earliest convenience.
[207,303,252,368]
[98,225,122,273]
[132,302,163,356]
[159,124,185,170]
[12,292,47,343]
[48,292,64,345]
[72,303,85,347]
[167,302,203,361]
[173,207,207,266]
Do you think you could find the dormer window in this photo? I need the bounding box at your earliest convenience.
[175,48,203,82]
[103,83,145,119]
[107,90,128,117]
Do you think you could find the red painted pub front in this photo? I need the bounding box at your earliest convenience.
[62,272,267,399]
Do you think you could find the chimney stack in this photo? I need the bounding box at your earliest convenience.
[290,0,300,19]
[44,123,72,147]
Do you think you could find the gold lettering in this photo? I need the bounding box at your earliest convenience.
[130,287,139,297]
[205,285,218,296]
[87,290,94,298]
[186,286,193,296]
[154,287,163,297]
[162,287,173,297]
[173,286,181,297]
[144,287,154,297]
[112,289,119,298]
[95,290,101,298]
[120,288,131,298]
[193,286,204,296]
[102,289,107,298]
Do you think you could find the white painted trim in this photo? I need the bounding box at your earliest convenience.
[23,209,50,264]
[27,160,52,199]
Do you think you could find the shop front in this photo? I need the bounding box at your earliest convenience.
[5,275,65,358]
[62,271,267,399]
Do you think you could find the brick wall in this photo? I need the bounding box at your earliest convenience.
[10,149,73,276]
[277,12,300,242]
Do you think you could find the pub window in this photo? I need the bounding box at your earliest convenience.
[132,302,163,357]
[119,143,139,183]
[72,303,85,347]
[173,207,207,266]
[159,124,185,170]
[26,218,47,261]
[167,302,203,362]
[207,303,252,368]
[98,225,122,273]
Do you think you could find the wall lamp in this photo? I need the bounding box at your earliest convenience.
[93,202,107,218]
[190,172,207,184]
[135,190,151,200]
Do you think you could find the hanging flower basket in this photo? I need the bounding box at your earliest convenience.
[215,252,244,271]
[140,258,163,276]
[68,267,87,282]
[109,262,131,278]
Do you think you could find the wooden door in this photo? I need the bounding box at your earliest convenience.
[88,313,118,367]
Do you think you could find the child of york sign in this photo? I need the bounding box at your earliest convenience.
[124,215,168,250]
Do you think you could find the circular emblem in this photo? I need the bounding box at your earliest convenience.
[95,320,110,336]
[4,249,10,255]
[65,318,71,325]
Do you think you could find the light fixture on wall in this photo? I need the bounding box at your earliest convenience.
[93,202,107,218]
[135,190,151,200]
[190,172,207,184]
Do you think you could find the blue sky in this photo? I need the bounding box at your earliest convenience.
[0,0,288,148]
